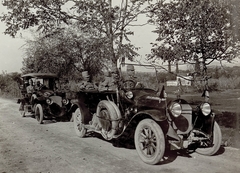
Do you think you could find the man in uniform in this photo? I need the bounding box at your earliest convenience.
[98,67,119,91]
[78,71,97,91]
[124,64,143,89]
[26,79,34,96]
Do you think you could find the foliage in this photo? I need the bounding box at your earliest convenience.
[0,72,21,98]
[148,0,240,77]
[21,28,107,79]
[0,0,152,71]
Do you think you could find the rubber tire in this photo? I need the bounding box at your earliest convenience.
[74,108,86,137]
[69,113,74,122]
[19,102,25,117]
[134,119,165,165]
[97,100,120,140]
[196,121,222,155]
[35,104,44,124]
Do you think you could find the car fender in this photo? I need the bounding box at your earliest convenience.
[133,109,167,122]
[71,99,92,124]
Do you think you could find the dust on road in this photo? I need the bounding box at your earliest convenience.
[0,97,240,173]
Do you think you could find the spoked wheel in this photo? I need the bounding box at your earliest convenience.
[74,108,86,137]
[134,119,165,165]
[20,111,25,117]
[35,104,44,124]
[19,103,25,117]
[195,121,222,155]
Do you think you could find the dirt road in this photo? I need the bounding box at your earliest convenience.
[0,97,240,173]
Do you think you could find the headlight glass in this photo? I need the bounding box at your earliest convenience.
[200,103,211,116]
[62,98,69,105]
[170,102,182,117]
[46,98,53,105]
[126,91,133,99]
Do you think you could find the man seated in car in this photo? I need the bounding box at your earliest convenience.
[20,79,35,110]
[77,71,97,91]
[34,81,44,91]
[26,79,34,97]
[98,67,119,92]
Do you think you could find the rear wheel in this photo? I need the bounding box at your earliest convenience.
[35,104,44,124]
[74,108,86,137]
[134,119,165,165]
[19,102,25,117]
[196,121,222,155]
[20,111,25,117]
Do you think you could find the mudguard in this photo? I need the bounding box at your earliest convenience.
[132,109,167,122]
[71,99,93,124]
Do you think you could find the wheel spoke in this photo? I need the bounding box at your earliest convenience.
[150,142,157,150]
[149,145,155,155]
[139,136,145,143]
[140,131,147,139]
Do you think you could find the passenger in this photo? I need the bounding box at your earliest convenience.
[61,79,70,92]
[20,79,34,110]
[78,71,97,91]
[98,66,119,91]
[26,79,34,97]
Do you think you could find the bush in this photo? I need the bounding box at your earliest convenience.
[210,76,240,90]
[215,111,237,128]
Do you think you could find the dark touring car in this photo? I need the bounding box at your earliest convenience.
[70,63,221,164]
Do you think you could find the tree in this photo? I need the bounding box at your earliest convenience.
[21,27,107,79]
[1,0,151,70]
[148,0,240,78]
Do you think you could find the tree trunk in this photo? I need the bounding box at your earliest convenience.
[168,60,171,72]
[175,61,179,74]
[108,0,116,65]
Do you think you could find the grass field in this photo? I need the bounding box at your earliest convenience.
[165,86,240,148]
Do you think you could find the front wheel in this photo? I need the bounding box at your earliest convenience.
[134,119,165,165]
[195,121,222,155]
[35,104,44,124]
[74,108,86,137]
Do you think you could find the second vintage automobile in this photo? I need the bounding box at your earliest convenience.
[72,63,222,165]
[18,73,76,124]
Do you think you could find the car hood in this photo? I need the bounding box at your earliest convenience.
[131,89,166,109]
[37,89,55,97]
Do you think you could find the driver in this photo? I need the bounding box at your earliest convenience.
[124,65,143,89]
[34,81,43,91]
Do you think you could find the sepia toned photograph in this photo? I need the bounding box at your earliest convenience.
[0,0,240,172]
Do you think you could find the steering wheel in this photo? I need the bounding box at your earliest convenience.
[123,80,136,90]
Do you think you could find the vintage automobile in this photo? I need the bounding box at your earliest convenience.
[18,73,75,123]
[72,63,222,165]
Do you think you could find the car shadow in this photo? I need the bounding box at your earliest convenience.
[81,132,226,165]
[213,145,225,155]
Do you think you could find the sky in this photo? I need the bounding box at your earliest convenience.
[0,2,157,74]
[0,1,239,74]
